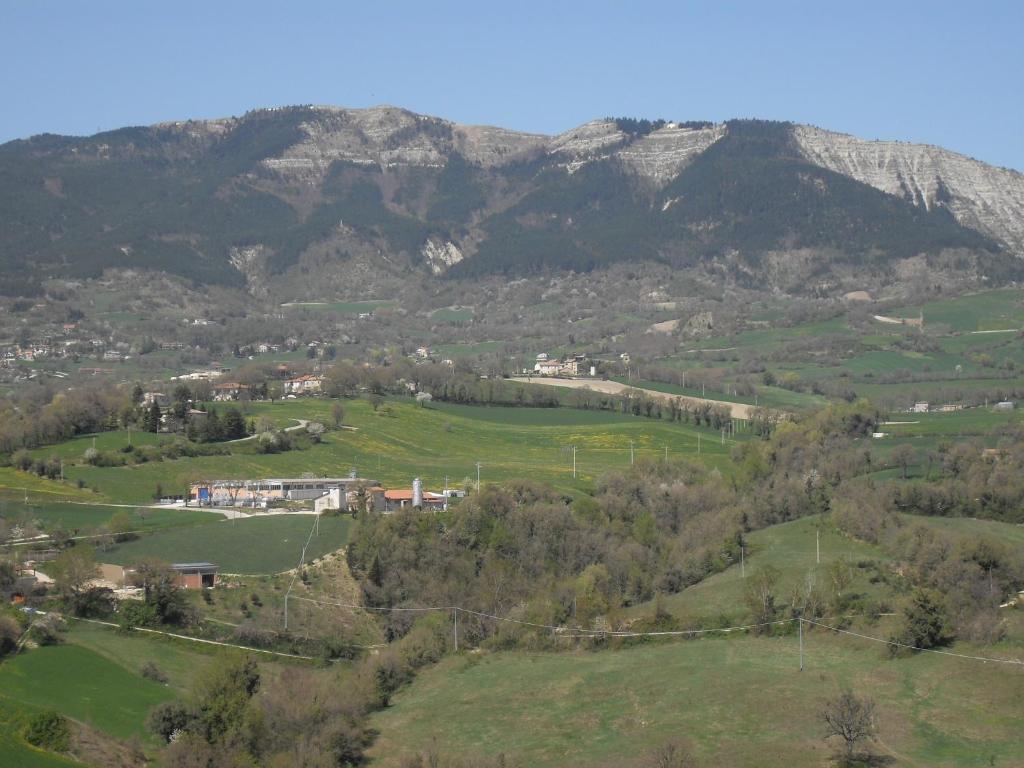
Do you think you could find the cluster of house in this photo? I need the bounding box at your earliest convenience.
[188,475,464,513]
[531,353,594,377]
[909,401,1014,413]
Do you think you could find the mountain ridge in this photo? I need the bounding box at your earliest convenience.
[1,104,1021,298]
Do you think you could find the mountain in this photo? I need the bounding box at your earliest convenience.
[1,105,1022,297]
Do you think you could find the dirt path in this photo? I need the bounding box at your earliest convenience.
[512,377,756,419]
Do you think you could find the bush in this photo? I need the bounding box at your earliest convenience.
[141,660,169,683]
[147,700,192,743]
[23,710,70,752]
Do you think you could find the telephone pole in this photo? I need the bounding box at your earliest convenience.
[453,607,458,652]
[798,618,804,671]
[475,462,482,491]
[572,445,577,478]
[816,529,820,565]
[630,440,634,465]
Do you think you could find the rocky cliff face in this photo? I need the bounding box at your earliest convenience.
[794,125,1024,256]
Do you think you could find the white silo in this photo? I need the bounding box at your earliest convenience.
[412,477,423,507]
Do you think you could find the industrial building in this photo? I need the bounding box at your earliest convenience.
[189,476,382,508]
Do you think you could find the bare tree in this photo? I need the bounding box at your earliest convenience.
[648,740,697,768]
[822,690,877,765]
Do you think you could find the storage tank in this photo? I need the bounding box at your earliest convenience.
[412,477,423,507]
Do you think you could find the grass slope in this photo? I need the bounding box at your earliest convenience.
[99,514,351,574]
[0,645,173,741]
[368,630,1024,767]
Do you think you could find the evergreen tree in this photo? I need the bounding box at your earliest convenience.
[144,401,162,433]
[222,408,246,440]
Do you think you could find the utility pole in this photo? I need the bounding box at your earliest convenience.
[453,607,458,652]
[816,528,820,565]
[572,445,577,479]
[475,462,482,492]
[283,592,289,631]
[630,440,634,465]
[664,445,668,463]
[798,618,804,671]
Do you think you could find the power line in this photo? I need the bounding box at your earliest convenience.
[288,594,1024,669]
[802,618,1024,667]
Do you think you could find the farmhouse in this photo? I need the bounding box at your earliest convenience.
[284,374,323,396]
[994,401,1015,411]
[910,402,930,413]
[533,354,589,377]
[212,382,249,401]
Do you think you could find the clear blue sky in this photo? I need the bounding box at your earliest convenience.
[2,1,1022,170]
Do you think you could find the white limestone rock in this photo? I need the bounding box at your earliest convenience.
[795,125,1024,256]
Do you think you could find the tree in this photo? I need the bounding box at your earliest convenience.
[821,690,876,765]
[891,443,917,479]
[743,565,780,629]
[50,545,101,615]
[144,401,162,433]
[891,588,952,654]
[648,740,697,768]
[828,557,854,601]
[130,558,190,625]
[221,408,247,440]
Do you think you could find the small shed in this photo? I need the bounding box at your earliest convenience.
[171,562,218,589]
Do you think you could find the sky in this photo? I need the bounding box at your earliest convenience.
[2,1,1022,170]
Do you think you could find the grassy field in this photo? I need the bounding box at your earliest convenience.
[0,644,173,741]
[894,289,1024,332]
[54,399,741,503]
[0,500,219,534]
[99,513,351,574]
[64,620,216,693]
[367,627,1024,767]
[25,429,173,462]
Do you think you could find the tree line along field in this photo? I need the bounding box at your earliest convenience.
[54,399,741,504]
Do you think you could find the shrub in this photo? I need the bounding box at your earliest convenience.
[141,661,169,683]
[23,710,70,752]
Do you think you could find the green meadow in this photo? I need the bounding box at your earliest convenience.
[368,625,1024,768]
[0,500,218,534]
[99,514,352,574]
[0,644,173,741]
